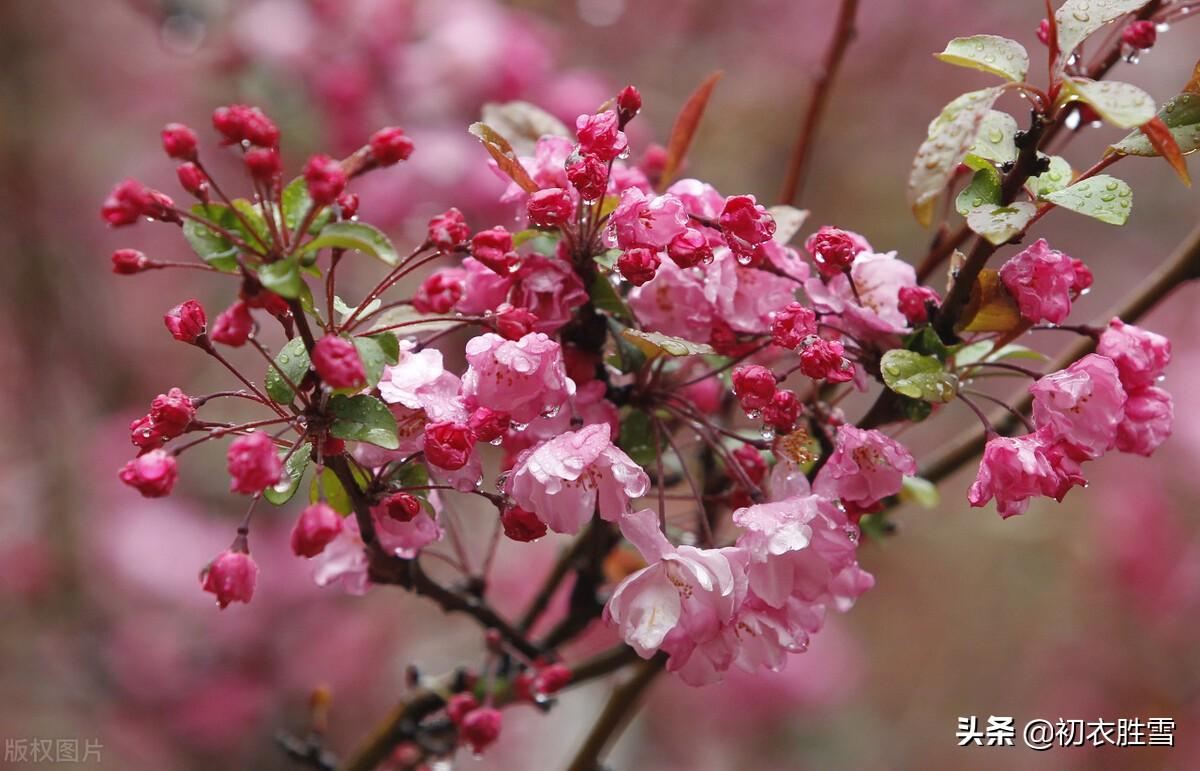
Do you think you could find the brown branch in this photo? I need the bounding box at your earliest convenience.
[564,655,667,771]
[778,0,860,205]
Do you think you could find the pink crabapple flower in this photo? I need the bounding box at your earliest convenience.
[290,503,344,558]
[718,195,776,261]
[200,549,258,609]
[1097,317,1172,390]
[731,365,777,414]
[968,434,1062,518]
[312,336,368,390]
[804,250,916,340]
[617,247,661,286]
[164,300,207,343]
[508,249,588,333]
[412,268,465,314]
[804,226,870,278]
[607,188,689,250]
[813,426,917,509]
[1116,386,1173,456]
[1030,354,1126,459]
[118,449,178,498]
[456,257,514,315]
[998,238,1084,325]
[461,332,575,424]
[372,501,444,560]
[575,110,627,161]
[505,424,650,534]
[627,259,714,341]
[703,248,803,334]
[225,432,283,495]
[310,516,370,596]
[460,707,502,754]
[211,302,254,347]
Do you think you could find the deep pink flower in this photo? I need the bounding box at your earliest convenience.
[732,365,777,413]
[617,247,661,286]
[149,387,195,438]
[456,259,513,315]
[813,426,916,508]
[118,449,178,498]
[667,227,713,268]
[460,707,502,754]
[998,239,1080,324]
[501,506,547,542]
[201,549,258,608]
[111,248,151,275]
[372,501,443,559]
[627,260,713,341]
[302,154,347,206]
[897,285,941,324]
[800,338,852,382]
[763,389,802,433]
[312,336,367,390]
[1123,20,1157,49]
[1097,318,1171,390]
[1116,386,1173,456]
[423,421,476,470]
[226,432,283,495]
[1041,439,1089,502]
[703,249,803,334]
[1030,354,1126,459]
[160,123,198,160]
[575,110,627,161]
[379,492,423,522]
[608,188,688,249]
[211,301,254,347]
[102,178,174,226]
[565,152,607,201]
[968,434,1060,518]
[505,424,649,533]
[427,207,470,251]
[526,187,574,228]
[461,332,574,424]
[369,126,414,165]
[510,250,588,333]
[805,226,868,277]
[468,407,511,443]
[804,251,916,339]
[1037,18,1051,45]
[336,192,359,219]
[446,693,479,725]
[412,268,465,314]
[492,304,538,341]
[733,445,768,485]
[471,227,520,275]
[164,300,206,343]
[291,503,344,558]
[719,195,776,261]
[770,302,818,349]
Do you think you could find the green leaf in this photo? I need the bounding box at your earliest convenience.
[880,349,959,403]
[511,229,542,248]
[309,466,363,516]
[1061,78,1156,129]
[955,164,1002,216]
[621,329,716,358]
[901,397,934,423]
[1028,155,1073,197]
[299,222,399,266]
[606,318,647,374]
[282,176,335,235]
[908,87,1003,227]
[352,335,392,389]
[618,409,658,467]
[334,296,382,323]
[967,110,1019,165]
[265,337,311,404]
[371,332,400,364]
[257,258,305,299]
[903,327,952,361]
[368,305,462,336]
[231,198,271,248]
[1043,174,1132,225]
[954,341,1047,368]
[265,443,312,505]
[965,202,1036,245]
[329,394,400,449]
[590,273,632,322]
[1054,0,1150,65]
[935,35,1028,82]
[183,204,241,271]
[767,205,809,245]
[594,249,621,271]
[1112,92,1200,156]
[899,475,940,508]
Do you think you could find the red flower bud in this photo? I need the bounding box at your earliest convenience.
[130,414,165,451]
[468,407,512,443]
[161,122,198,160]
[164,300,207,343]
[805,226,865,278]
[423,421,475,471]
[719,195,775,263]
[213,104,279,147]
[1036,18,1051,46]
[313,336,367,390]
[176,162,209,198]
[639,144,668,186]
[428,207,471,251]
[459,708,502,754]
[731,365,777,413]
[1122,20,1156,50]
[492,304,538,341]
[226,432,283,495]
[471,227,520,275]
[501,506,547,542]
[336,192,359,219]
[201,548,258,608]
[762,388,801,433]
[291,503,344,558]
[211,301,254,347]
[412,270,465,314]
[526,187,574,228]
[666,228,713,268]
[118,449,178,497]
[532,663,571,696]
[380,492,423,522]
[446,693,479,725]
[111,248,152,275]
[150,387,195,438]
[102,178,176,226]
[565,152,607,201]
[303,154,348,206]
[897,285,941,325]
[799,337,852,383]
[575,110,627,161]
[616,85,642,126]
[770,302,818,349]
[369,126,414,166]
[244,146,282,182]
[617,247,660,286]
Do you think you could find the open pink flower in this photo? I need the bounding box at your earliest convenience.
[628,259,713,341]
[998,238,1081,324]
[311,516,370,596]
[968,434,1061,518]
[1116,386,1173,456]
[455,257,514,315]
[804,251,916,340]
[1097,318,1171,390]
[509,251,588,334]
[607,188,688,249]
[1030,354,1126,459]
[372,498,443,559]
[505,424,649,533]
[703,249,802,334]
[461,332,574,424]
[813,426,916,508]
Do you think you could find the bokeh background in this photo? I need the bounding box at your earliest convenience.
[2,1,1199,768]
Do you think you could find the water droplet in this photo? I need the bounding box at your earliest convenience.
[761,426,776,441]
[746,410,761,420]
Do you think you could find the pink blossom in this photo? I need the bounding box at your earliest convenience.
[149,387,195,438]
[226,432,283,495]
[312,336,367,390]
[719,195,776,261]
[427,207,470,251]
[505,424,650,533]
[497,136,574,203]
[412,268,465,314]
[732,365,777,413]
[617,247,661,286]
[804,226,869,277]
[666,178,725,221]
[968,434,1060,518]
[526,187,574,228]
[799,337,853,382]
[813,426,917,508]
[118,449,178,498]
[667,227,713,269]
[456,257,514,315]
[1097,318,1171,390]
[302,154,347,206]
[1116,386,1173,456]
[804,251,916,340]
[470,226,520,276]
[607,188,688,249]
[770,302,818,349]
[311,516,369,595]
[211,302,254,347]
[291,503,344,558]
[575,110,627,161]
[200,549,258,609]
[160,122,198,160]
[1030,354,1126,459]
[369,126,414,165]
[509,250,588,333]
[566,152,607,200]
[372,501,443,559]
[460,707,502,754]
[704,249,803,334]
[461,332,574,424]
[423,421,476,470]
[501,506,547,542]
[897,285,941,324]
[628,260,713,341]
[164,300,207,344]
[998,239,1081,324]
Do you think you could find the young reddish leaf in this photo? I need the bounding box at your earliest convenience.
[468,122,539,194]
[659,71,724,190]
[1140,116,1192,187]
[1184,58,1200,95]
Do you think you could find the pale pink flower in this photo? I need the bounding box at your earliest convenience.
[968,434,1060,518]
[1030,354,1126,459]
[998,238,1081,324]
[509,250,588,333]
[461,332,575,424]
[813,426,916,508]
[703,249,803,334]
[628,259,714,340]
[372,501,443,559]
[495,136,574,204]
[804,250,916,340]
[505,424,649,533]
[311,517,370,596]
[373,343,468,463]
[666,178,725,221]
[1097,318,1172,390]
[455,257,514,315]
[1116,386,1173,456]
[501,379,619,458]
[607,188,689,249]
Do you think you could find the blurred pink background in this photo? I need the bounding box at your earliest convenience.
[2,1,1198,768]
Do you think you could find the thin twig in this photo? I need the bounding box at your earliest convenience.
[564,655,667,771]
